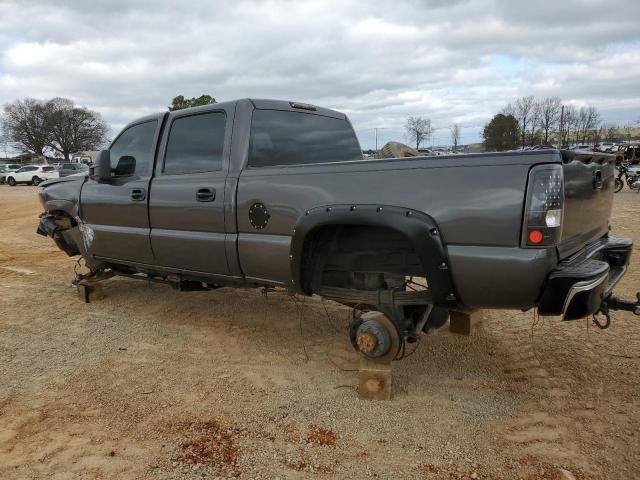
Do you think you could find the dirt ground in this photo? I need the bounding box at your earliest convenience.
[0,185,639,480]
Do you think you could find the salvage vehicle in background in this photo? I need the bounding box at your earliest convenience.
[613,163,640,192]
[7,165,59,186]
[0,164,22,184]
[624,144,640,164]
[36,98,639,364]
[57,163,90,177]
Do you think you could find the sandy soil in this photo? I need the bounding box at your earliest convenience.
[0,184,638,480]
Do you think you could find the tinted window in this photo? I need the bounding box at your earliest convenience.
[42,166,54,172]
[163,112,226,174]
[248,110,362,168]
[109,120,157,176]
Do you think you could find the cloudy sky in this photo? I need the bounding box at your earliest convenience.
[1,0,639,149]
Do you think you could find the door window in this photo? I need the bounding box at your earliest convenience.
[109,120,158,176]
[163,112,226,174]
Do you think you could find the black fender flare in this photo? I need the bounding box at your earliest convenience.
[289,204,459,307]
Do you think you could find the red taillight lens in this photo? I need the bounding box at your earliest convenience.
[528,230,543,244]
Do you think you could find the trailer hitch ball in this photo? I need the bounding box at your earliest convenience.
[356,320,391,358]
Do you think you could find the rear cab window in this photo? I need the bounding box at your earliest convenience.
[248,110,362,168]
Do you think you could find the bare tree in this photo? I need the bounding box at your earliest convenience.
[576,106,601,144]
[1,98,50,155]
[450,123,461,151]
[539,97,561,144]
[45,98,109,161]
[560,105,577,146]
[404,116,431,150]
[527,100,542,146]
[605,123,618,142]
[513,96,535,149]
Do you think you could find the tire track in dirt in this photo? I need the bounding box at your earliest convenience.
[485,310,628,479]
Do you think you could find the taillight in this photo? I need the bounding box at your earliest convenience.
[522,164,564,248]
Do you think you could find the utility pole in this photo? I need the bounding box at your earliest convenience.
[559,104,565,147]
[373,127,387,151]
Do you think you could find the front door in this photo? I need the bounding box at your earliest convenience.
[80,118,162,264]
[148,108,232,276]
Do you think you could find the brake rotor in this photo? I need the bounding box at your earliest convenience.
[354,311,401,364]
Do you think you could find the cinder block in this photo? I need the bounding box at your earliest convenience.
[76,283,104,303]
[449,310,483,335]
[358,358,392,401]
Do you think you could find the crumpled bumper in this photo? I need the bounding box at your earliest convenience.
[36,213,80,257]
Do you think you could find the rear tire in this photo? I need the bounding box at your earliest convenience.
[7,177,16,186]
[32,176,41,186]
[614,178,624,193]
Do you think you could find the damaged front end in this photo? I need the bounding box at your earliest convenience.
[36,213,82,256]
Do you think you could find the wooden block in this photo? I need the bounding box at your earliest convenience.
[358,358,392,401]
[76,283,104,303]
[449,310,483,335]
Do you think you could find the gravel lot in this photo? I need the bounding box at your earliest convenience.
[0,185,639,480]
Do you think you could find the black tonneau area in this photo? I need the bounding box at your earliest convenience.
[558,150,616,259]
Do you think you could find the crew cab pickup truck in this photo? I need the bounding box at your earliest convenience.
[36,98,636,362]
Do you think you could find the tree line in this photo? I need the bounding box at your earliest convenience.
[481,96,633,152]
[1,98,109,161]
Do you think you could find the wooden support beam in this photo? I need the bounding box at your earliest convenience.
[358,358,392,401]
[449,310,483,335]
[76,283,104,303]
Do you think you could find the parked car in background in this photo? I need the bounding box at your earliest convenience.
[58,163,90,177]
[6,165,59,186]
[0,164,22,184]
[595,142,615,152]
[624,145,640,164]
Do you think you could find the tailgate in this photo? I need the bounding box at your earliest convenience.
[558,151,615,259]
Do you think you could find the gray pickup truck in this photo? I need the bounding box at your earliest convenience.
[36,98,638,362]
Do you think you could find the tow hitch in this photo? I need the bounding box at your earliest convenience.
[593,293,640,329]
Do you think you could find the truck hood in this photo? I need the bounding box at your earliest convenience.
[39,175,86,189]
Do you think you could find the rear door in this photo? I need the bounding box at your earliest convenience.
[80,118,162,264]
[148,106,233,276]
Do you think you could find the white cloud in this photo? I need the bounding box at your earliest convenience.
[0,0,639,148]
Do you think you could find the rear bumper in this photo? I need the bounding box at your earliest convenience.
[538,236,633,320]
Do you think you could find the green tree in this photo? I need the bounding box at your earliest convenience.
[168,94,216,111]
[483,114,520,152]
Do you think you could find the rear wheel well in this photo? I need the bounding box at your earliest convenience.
[300,224,425,294]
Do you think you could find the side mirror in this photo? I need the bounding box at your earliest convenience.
[114,155,136,176]
[94,150,111,182]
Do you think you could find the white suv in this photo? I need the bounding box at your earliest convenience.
[6,165,59,186]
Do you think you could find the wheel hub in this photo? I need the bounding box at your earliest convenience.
[352,312,400,363]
